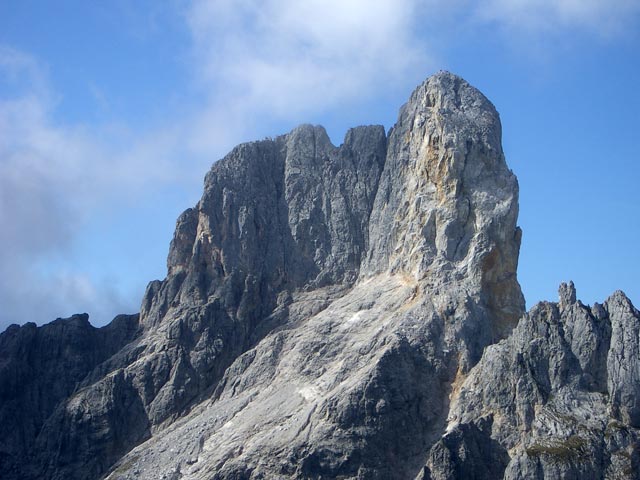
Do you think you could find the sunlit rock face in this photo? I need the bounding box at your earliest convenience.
[0,72,637,480]
[424,283,640,480]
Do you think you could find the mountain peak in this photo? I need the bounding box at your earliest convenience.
[1,72,638,479]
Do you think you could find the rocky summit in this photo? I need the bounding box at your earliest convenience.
[1,72,638,479]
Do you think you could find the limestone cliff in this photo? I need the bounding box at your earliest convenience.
[0,72,636,480]
[423,283,640,479]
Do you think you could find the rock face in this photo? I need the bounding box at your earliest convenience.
[0,71,637,479]
[0,314,140,478]
[425,283,640,479]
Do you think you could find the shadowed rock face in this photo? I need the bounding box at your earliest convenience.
[0,71,636,479]
[0,314,141,479]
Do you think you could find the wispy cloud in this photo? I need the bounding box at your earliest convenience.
[0,46,195,327]
[188,0,425,110]
[183,0,640,150]
[185,0,430,150]
[0,46,49,98]
[471,0,640,36]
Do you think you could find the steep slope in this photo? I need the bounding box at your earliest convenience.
[1,71,636,479]
[27,123,389,480]
[99,71,524,479]
[0,314,140,478]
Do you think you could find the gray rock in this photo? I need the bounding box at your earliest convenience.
[0,71,637,480]
[102,71,524,479]
[607,291,640,428]
[432,284,640,479]
[10,119,390,479]
[0,313,140,479]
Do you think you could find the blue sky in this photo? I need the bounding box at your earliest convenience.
[1,0,639,329]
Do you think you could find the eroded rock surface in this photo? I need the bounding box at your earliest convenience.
[0,314,141,478]
[0,71,636,479]
[103,71,524,479]
[426,283,640,479]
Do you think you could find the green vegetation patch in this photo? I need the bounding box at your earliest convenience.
[525,435,588,459]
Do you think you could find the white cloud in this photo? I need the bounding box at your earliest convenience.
[185,0,430,150]
[473,0,640,35]
[0,46,199,328]
[183,0,640,151]
[0,263,137,326]
[0,45,49,98]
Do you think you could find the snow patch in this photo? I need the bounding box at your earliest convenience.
[298,385,319,401]
[341,310,365,329]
